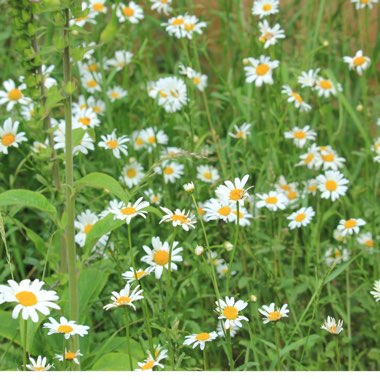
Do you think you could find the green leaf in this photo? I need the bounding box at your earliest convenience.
[0,190,57,218]
[75,172,129,201]
[0,310,20,344]
[280,334,321,357]
[91,351,140,371]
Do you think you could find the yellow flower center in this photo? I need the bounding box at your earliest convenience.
[126,168,137,178]
[153,249,170,265]
[319,80,332,90]
[84,224,93,234]
[87,63,98,72]
[184,23,195,31]
[106,139,118,149]
[34,367,45,371]
[79,117,91,127]
[344,219,357,229]
[171,214,188,224]
[325,180,337,191]
[198,207,205,216]
[293,131,306,139]
[218,206,231,216]
[58,325,74,334]
[123,7,134,17]
[148,136,156,144]
[93,106,101,113]
[256,63,270,76]
[230,188,243,201]
[308,185,317,192]
[259,32,273,42]
[265,196,278,204]
[280,184,290,191]
[268,311,282,321]
[292,92,303,103]
[121,207,136,215]
[135,271,146,280]
[92,2,104,12]
[322,153,334,162]
[163,166,174,175]
[295,213,306,222]
[304,153,314,164]
[353,56,366,66]
[172,17,184,26]
[223,306,238,320]
[365,240,374,248]
[8,88,22,101]
[141,360,155,370]
[193,76,201,85]
[262,4,272,11]
[235,130,246,139]
[110,92,120,99]
[87,80,97,88]
[65,352,76,360]
[159,90,168,98]
[287,190,298,200]
[15,291,38,306]
[116,295,131,305]
[196,332,211,341]
[334,249,342,258]
[203,171,212,180]
[135,137,144,146]
[2,133,16,146]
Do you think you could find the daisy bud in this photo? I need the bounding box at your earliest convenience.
[356,104,363,112]
[223,241,233,251]
[193,135,199,143]
[195,245,204,256]
[250,295,257,302]
[183,182,195,193]
[323,40,329,47]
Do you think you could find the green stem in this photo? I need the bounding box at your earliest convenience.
[346,264,352,370]
[226,202,240,293]
[125,310,133,370]
[21,319,27,371]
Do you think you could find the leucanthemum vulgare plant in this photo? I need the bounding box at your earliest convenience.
[0,0,379,373]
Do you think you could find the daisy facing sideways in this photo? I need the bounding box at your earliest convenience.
[103,284,144,311]
[370,280,380,301]
[141,236,183,279]
[159,207,197,231]
[26,356,53,371]
[228,123,252,140]
[258,20,285,48]
[343,50,371,75]
[215,297,249,329]
[122,267,154,283]
[43,316,90,339]
[0,279,60,322]
[259,303,289,324]
[183,331,218,350]
[281,85,311,112]
[0,118,27,154]
[336,218,366,236]
[109,198,150,224]
[325,246,350,267]
[321,316,344,335]
[55,349,82,365]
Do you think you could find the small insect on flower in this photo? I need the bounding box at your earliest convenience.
[98,130,129,159]
[351,0,378,10]
[0,118,27,154]
[26,356,53,371]
[197,164,220,184]
[370,280,380,301]
[150,0,173,15]
[316,170,349,202]
[229,123,252,140]
[321,316,344,335]
[109,197,150,224]
[256,191,288,211]
[43,316,89,339]
[183,331,218,350]
[216,174,251,204]
[284,126,316,148]
[103,284,144,311]
[259,303,289,324]
[281,86,312,112]
[216,297,249,329]
[141,236,183,279]
[116,1,144,24]
[0,78,30,111]
[107,86,128,102]
[337,218,366,236]
[343,50,371,75]
[258,20,285,48]
[287,207,315,229]
[243,56,279,87]
[252,0,280,18]
[122,267,154,283]
[106,50,133,71]
[0,279,60,323]
[55,349,82,365]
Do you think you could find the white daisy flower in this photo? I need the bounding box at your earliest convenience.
[0,78,30,111]
[21,102,36,121]
[325,246,350,266]
[315,146,346,171]
[337,218,366,236]
[287,207,315,229]
[304,179,319,195]
[144,189,162,205]
[321,316,344,335]
[351,0,378,10]
[103,284,144,311]
[343,50,371,75]
[314,77,342,98]
[252,0,280,18]
[196,164,220,184]
[122,267,154,283]
[163,14,207,39]
[243,55,279,87]
[297,68,320,88]
[216,262,237,278]
[109,198,150,224]
[75,210,101,247]
[141,126,168,151]
[81,72,102,93]
[284,125,316,148]
[71,2,96,27]
[0,118,27,154]
[215,297,249,329]
[43,316,89,339]
[32,140,48,154]
[0,279,60,323]
[98,130,129,159]
[183,331,218,350]
[41,65,57,89]
[54,349,82,365]
[89,0,107,15]
[228,123,252,140]
[296,143,321,169]
[370,280,380,301]
[116,1,144,24]
[120,161,145,188]
[141,237,183,279]
[159,207,197,231]
[179,64,208,91]
[156,161,184,184]
[26,356,53,371]
[233,206,253,226]
[131,130,146,150]
[106,50,133,71]
[150,0,173,15]
[73,107,100,129]
[107,86,128,102]
[281,85,312,112]
[256,191,288,211]
[357,232,375,250]
[259,303,289,324]
[215,174,251,203]
[216,320,241,338]
[258,20,285,48]
[203,198,236,223]
[316,171,349,202]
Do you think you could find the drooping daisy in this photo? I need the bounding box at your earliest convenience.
[259,303,289,324]
[179,64,208,91]
[216,320,241,338]
[252,0,280,18]
[120,161,145,188]
[141,237,183,279]
[183,331,218,351]
[203,198,236,223]
[157,161,184,184]
[159,207,197,231]
[150,0,173,15]
[315,146,346,171]
[144,189,162,205]
[74,210,103,247]
[141,126,169,151]
[351,0,378,10]
[43,316,89,339]
[297,68,320,88]
[258,20,285,48]
[284,126,316,148]
[296,143,320,169]
[122,267,154,283]
[287,207,315,229]
[216,297,249,329]
[357,232,375,250]
[243,56,279,87]
[0,118,27,154]
[370,280,380,301]
[73,107,100,129]
[228,123,252,140]
[26,356,53,371]
[314,77,342,98]
[337,218,366,236]
[321,316,344,335]
[0,279,60,323]
[106,50,133,71]
[325,246,350,266]
[107,86,128,102]
[109,198,150,224]
[89,0,107,15]
[0,78,30,111]
[98,130,129,159]
[343,50,371,75]
[216,175,251,203]
[281,85,312,112]
[317,171,349,201]
[103,284,144,311]
[256,191,288,211]
[116,1,144,24]
[54,349,82,365]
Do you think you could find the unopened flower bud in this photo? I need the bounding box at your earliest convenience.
[356,104,363,112]
[195,245,204,256]
[224,241,233,251]
[250,295,257,302]
[183,182,195,193]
